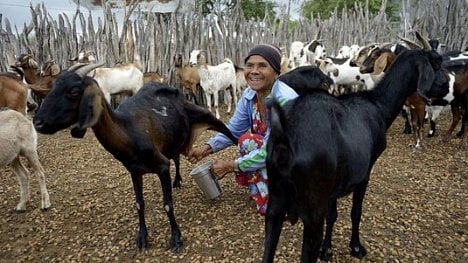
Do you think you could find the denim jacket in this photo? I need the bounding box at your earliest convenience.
[207,79,298,172]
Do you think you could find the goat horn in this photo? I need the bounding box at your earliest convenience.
[67,63,103,77]
[74,63,105,77]
[398,35,422,49]
[67,63,89,72]
[415,31,432,50]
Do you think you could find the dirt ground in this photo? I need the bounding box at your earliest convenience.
[0,106,466,263]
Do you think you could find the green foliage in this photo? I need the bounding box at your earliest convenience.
[194,0,277,21]
[241,0,277,21]
[301,0,399,21]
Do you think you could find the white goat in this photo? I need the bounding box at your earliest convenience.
[86,63,144,104]
[317,57,375,95]
[0,108,51,211]
[288,41,305,69]
[189,50,237,119]
[299,39,327,66]
[71,52,144,104]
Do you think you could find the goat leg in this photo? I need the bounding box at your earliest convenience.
[262,213,285,263]
[158,167,183,252]
[12,157,29,212]
[27,150,51,210]
[349,183,368,259]
[319,199,338,261]
[172,156,182,189]
[301,220,325,263]
[131,174,148,249]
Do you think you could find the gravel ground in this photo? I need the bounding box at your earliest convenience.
[0,107,466,263]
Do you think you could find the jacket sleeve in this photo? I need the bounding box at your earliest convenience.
[207,92,251,152]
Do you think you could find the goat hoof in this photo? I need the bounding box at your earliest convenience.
[15,207,27,213]
[319,248,333,261]
[135,235,148,249]
[170,237,183,253]
[172,181,182,189]
[350,245,367,259]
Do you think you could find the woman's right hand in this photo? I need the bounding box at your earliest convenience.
[187,144,212,163]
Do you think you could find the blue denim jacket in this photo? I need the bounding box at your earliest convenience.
[207,80,298,172]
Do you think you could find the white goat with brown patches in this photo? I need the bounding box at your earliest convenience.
[189,50,237,119]
[0,108,51,211]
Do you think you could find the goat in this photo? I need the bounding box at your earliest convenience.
[317,57,376,95]
[262,48,449,262]
[359,46,435,148]
[235,65,248,98]
[439,62,468,147]
[15,55,61,108]
[278,65,333,95]
[174,53,201,104]
[15,54,41,84]
[70,51,144,105]
[288,41,305,69]
[299,39,327,66]
[189,50,237,119]
[32,63,237,250]
[0,74,28,115]
[0,108,51,211]
[89,63,144,104]
[143,71,164,84]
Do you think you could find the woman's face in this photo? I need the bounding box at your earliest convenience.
[244,55,278,93]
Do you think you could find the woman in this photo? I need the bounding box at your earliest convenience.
[187,44,298,215]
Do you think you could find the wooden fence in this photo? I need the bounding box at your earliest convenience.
[0,0,466,90]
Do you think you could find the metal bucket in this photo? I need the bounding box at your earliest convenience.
[190,161,222,199]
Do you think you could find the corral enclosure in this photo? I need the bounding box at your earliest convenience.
[0,0,467,262]
[0,0,467,89]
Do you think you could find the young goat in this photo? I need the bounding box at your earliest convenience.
[1,108,51,211]
[32,63,237,251]
[189,50,237,119]
[263,48,449,262]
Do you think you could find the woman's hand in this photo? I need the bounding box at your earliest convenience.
[187,144,212,163]
[211,160,236,180]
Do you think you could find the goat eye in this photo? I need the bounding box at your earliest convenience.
[68,88,81,99]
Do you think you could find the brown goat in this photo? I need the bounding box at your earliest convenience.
[0,75,28,115]
[360,47,433,148]
[15,54,41,84]
[33,63,237,251]
[174,53,201,104]
[143,71,165,84]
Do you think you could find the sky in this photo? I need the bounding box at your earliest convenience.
[0,0,302,32]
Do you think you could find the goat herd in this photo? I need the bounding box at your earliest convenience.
[0,31,467,262]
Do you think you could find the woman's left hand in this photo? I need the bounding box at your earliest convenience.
[211,160,236,180]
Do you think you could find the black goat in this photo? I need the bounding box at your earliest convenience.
[263,49,449,262]
[278,65,333,94]
[33,63,237,251]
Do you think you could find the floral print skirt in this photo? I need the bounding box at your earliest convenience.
[236,133,268,215]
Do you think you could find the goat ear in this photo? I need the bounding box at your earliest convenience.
[77,85,103,130]
[373,55,387,75]
[415,61,435,102]
[267,98,285,141]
